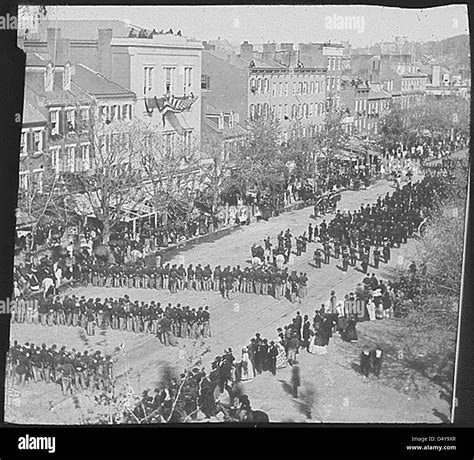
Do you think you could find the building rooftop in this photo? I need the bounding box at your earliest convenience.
[22,92,47,124]
[25,52,50,67]
[72,63,135,98]
[368,88,392,100]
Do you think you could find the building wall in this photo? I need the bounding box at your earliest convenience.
[202,51,248,125]
[114,38,202,140]
[248,68,327,133]
[19,124,48,191]
[341,85,369,135]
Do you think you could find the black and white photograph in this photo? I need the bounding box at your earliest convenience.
[3,3,470,426]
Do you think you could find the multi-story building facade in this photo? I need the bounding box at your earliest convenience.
[24,52,136,178]
[298,42,344,111]
[19,89,48,192]
[340,78,369,135]
[367,83,392,134]
[395,64,427,108]
[23,21,202,145]
[202,42,327,140]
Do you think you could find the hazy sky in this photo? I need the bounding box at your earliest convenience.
[50,4,469,47]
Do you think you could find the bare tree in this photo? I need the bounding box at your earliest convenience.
[63,108,146,245]
[198,135,238,216]
[135,121,200,225]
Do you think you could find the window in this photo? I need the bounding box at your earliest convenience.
[250,104,255,120]
[272,82,276,96]
[50,147,60,173]
[309,103,313,117]
[19,171,28,190]
[144,66,154,95]
[50,110,59,136]
[110,105,118,120]
[79,108,89,130]
[81,144,90,171]
[66,109,75,131]
[99,105,108,121]
[279,81,283,96]
[264,78,269,93]
[284,104,288,118]
[33,130,42,151]
[293,82,297,95]
[326,78,330,92]
[201,74,211,90]
[337,58,341,70]
[292,104,297,119]
[66,146,75,172]
[164,67,175,94]
[184,67,192,95]
[327,57,331,69]
[20,132,26,155]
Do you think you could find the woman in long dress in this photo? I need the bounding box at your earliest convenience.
[240,348,255,381]
[308,324,327,355]
[366,298,376,321]
[275,341,287,369]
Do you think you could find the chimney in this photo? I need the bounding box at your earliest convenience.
[262,42,277,54]
[47,28,60,61]
[280,43,294,52]
[240,41,254,61]
[98,29,113,79]
[289,50,298,68]
[56,38,70,64]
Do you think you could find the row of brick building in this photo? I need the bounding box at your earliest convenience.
[19,20,437,198]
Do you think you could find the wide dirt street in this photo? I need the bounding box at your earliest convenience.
[7,175,451,424]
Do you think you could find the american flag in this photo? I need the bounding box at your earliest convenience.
[144,94,198,128]
[164,93,197,113]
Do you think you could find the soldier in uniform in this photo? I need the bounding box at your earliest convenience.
[314,249,322,268]
[334,238,341,259]
[203,265,212,291]
[361,249,369,274]
[202,306,211,338]
[342,246,350,271]
[382,238,391,263]
[373,246,381,269]
[323,240,331,265]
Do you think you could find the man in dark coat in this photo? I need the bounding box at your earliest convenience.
[268,341,279,375]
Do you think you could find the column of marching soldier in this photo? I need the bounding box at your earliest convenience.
[86,177,440,302]
[11,295,211,342]
[10,177,443,408]
[7,340,113,394]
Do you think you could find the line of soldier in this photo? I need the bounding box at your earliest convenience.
[11,294,211,341]
[7,340,113,394]
[85,258,309,302]
[310,176,444,273]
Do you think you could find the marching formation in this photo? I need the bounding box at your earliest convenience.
[7,341,113,395]
[11,294,211,341]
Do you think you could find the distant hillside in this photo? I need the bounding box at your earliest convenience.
[352,34,470,74]
[414,34,470,71]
